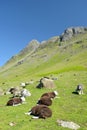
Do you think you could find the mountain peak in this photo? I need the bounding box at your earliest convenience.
[60,26,87,41]
[19,39,40,55]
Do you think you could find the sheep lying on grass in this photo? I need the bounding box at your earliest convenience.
[6,96,25,106]
[41,91,58,99]
[25,105,52,119]
[37,96,52,106]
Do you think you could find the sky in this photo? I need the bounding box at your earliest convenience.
[0,0,87,66]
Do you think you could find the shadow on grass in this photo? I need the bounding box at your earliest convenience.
[72,91,79,95]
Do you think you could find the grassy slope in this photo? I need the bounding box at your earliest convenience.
[0,34,87,129]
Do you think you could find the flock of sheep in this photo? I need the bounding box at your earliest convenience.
[25,91,58,119]
[3,78,60,119]
[6,83,58,119]
[2,77,84,120]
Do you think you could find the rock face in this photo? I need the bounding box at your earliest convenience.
[46,36,59,43]
[19,40,40,55]
[60,27,87,41]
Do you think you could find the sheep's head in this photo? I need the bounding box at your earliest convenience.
[21,96,25,102]
[54,91,58,96]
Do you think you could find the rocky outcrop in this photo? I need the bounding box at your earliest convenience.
[4,40,40,66]
[39,36,59,49]
[45,36,59,43]
[19,40,40,56]
[60,27,87,41]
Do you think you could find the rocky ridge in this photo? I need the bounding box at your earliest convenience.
[60,26,87,41]
[2,26,87,67]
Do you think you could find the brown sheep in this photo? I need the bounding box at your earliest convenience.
[37,96,52,106]
[6,96,25,106]
[41,91,58,99]
[25,105,52,119]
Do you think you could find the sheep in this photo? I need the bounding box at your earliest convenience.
[25,105,52,119]
[75,84,83,95]
[37,96,52,106]
[41,91,58,99]
[21,89,31,97]
[6,96,25,106]
[9,87,21,97]
[9,87,31,98]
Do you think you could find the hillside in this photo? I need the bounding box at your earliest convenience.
[0,27,87,130]
[0,27,87,84]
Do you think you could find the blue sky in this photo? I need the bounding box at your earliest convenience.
[0,0,87,66]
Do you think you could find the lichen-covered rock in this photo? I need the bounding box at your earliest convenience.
[57,120,80,130]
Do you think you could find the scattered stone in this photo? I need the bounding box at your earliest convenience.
[36,77,56,89]
[57,119,80,130]
[9,122,16,126]
[0,88,4,96]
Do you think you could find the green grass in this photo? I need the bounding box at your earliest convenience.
[0,71,87,130]
[0,33,87,129]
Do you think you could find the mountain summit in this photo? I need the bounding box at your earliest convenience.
[60,26,87,41]
[18,40,40,56]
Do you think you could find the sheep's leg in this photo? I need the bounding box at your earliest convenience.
[32,116,39,119]
[25,111,32,115]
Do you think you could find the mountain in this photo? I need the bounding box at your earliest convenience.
[2,26,87,67]
[0,26,87,85]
